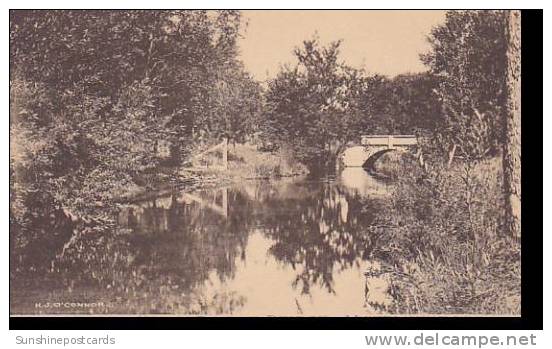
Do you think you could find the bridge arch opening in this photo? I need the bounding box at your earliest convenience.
[361,148,396,169]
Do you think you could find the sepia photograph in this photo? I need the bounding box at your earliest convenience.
[9,9,523,318]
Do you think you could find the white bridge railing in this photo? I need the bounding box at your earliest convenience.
[360,135,417,148]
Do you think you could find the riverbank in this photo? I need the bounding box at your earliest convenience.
[367,156,520,314]
[118,143,309,203]
[225,143,309,179]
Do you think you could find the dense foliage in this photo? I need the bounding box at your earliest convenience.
[367,156,520,314]
[421,10,508,161]
[10,10,261,274]
[363,10,520,314]
[262,38,367,171]
[358,72,441,135]
[262,38,443,172]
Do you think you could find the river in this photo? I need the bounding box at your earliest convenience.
[11,168,396,316]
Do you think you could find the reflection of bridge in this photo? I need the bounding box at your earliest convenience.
[342,135,417,168]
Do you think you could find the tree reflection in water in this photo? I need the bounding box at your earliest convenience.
[108,188,253,314]
[11,173,387,315]
[252,181,379,296]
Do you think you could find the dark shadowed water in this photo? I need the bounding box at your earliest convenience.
[11,168,394,316]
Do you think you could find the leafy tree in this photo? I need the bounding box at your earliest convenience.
[358,72,441,135]
[421,10,508,163]
[9,10,247,272]
[198,62,263,146]
[263,37,366,171]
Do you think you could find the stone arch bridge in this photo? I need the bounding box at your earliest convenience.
[340,135,418,168]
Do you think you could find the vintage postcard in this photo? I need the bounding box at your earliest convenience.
[10,10,521,317]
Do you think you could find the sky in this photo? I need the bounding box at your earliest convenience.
[238,10,447,81]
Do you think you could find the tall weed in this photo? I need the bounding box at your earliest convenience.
[369,155,520,314]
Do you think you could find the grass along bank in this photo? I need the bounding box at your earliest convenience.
[183,143,309,180]
[114,143,308,204]
[367,156,520,314]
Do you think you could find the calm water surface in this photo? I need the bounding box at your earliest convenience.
[12,168,394,316]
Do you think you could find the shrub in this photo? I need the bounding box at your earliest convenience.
[368,157,520,314]
[227,144,308,179]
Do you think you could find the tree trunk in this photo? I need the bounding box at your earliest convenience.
[503,10,522,239]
